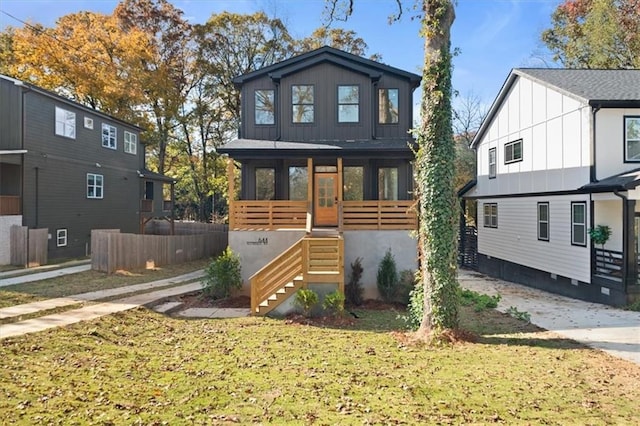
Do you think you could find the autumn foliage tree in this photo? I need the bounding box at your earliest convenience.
[542,0,640,68]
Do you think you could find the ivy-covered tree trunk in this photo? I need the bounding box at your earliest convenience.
[415,0,459,339]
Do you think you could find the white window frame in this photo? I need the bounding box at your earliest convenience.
[84,116,94,129]
[101,123,117,150]
[483,203,498,228]
[55,107,76,139]
[124,131,137,155]
[571,202,587,246]
[87,173,104,199]
[56,229,67,247]
[504,139,523,164]
[538,202,549,241]
[624,116,640,162]
[488,147,496,178]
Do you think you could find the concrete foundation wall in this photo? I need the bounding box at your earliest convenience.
[229,229,418,300]
[0,215,22,265]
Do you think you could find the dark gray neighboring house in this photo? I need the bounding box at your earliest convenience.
[0,74,174,262]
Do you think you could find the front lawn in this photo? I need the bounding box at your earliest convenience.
[1,305,638,424]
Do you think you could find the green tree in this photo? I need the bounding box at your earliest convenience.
[325,0,460,339]
[542,0,640,68]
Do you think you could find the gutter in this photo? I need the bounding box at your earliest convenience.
[590,105,601,183]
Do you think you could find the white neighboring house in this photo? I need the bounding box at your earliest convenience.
[461,69,640,307]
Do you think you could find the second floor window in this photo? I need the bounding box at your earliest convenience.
[87,173,103,199]
[292,85,314,123]
[102,124,117,150]
[55,107,76,139]
[255,90,275,125]
[504,139,523,164]
[338,85,359,123]
[488,147,496,178]
[625,116,640,161]
[379,88,399,124]
[124,131,137,154]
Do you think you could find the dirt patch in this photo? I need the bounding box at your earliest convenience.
[176,292,250,309]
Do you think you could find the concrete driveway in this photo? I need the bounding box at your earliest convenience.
[458,269,640,365]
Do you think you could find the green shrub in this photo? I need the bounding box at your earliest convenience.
[396,269,417,306]
[203,247,242,300]
[323,290,345,316]
[377,248,398,303]
[460,289,501,312]
[345,257,364,306]
[506,306,531,322]
[294,288,319,317]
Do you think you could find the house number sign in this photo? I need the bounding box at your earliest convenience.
[246,237,268,246]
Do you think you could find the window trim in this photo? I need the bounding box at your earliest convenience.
[55,106,76,139]
[483,203,498,228]
[56,229,68,247]
[87,173,104,199]
[255,89,275,126]
[291,84,315,124]
[488,147,497,179]
[571,201,587,247]
[124,131,137,155]
[378,88,399,125]
[537,202,549,242]
[504,139,523,164]
[624,115,640,163]
[337,84,360,124]
[101,123,117,150]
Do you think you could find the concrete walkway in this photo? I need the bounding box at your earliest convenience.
[458,269,640,365]
[0,263,91,287]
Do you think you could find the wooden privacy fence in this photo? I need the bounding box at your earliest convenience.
[145,219,229,235]
[91,229,228,274]
[10,226,48,267]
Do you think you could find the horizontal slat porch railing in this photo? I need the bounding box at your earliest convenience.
[342,200,417,230]
[0,196,21,215]
[250,235,344,315]
[230,200,307,230]
[594,248,623,283]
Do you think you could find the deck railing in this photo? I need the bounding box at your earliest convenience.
[0,195,21,215]
[594,248,623,283]
[229,200,416,231]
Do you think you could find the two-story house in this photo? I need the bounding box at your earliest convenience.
[0,74,175,264]
[461,69,640,306]
[219,46,421,315]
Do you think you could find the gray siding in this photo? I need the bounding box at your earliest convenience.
[0,78,22,150]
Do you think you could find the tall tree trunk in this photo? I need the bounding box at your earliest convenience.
[415,0,459,339]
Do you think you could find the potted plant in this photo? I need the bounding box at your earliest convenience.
[589,224,611,251]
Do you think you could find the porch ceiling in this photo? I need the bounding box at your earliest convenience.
[580,168,640,193]
[218,138,416,160]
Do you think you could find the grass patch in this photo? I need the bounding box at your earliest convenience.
[1,305,638,424]
[0,259,210,309]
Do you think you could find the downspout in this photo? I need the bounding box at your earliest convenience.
[590,105,601,183]
[275,80,281,141]
[372,79,378,140]
[614,189,631,294]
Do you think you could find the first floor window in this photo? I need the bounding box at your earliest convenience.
[378,167,398,200]
[488,147,496,178]
[378,88,399,124]
[338,85,359,123]
[56,229,67,247]
[292,85,314,123]
[255,89,275,125]
[288,166,308,201]
[571,202,587,246]
[483,203,498,228]
[504,139,523,163]
[256,168,275,200]
[55,107,76,139]
[625,116,640,161]
[538,202,549,241]
[343,166,364,201]
[87,173,103,199]
[124,131,137,154]
[102,123,117,149]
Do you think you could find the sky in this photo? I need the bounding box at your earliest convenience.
[0,0,563,109]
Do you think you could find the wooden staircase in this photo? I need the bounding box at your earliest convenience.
[250,233,344,316]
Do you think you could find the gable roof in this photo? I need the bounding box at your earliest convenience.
[471,68,640,149]
[232,45,421,87]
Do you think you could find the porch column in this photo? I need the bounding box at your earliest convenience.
[623,199,636,291]
[227,158,235,230]
[306,158,313,232]
[337,157,343,231]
